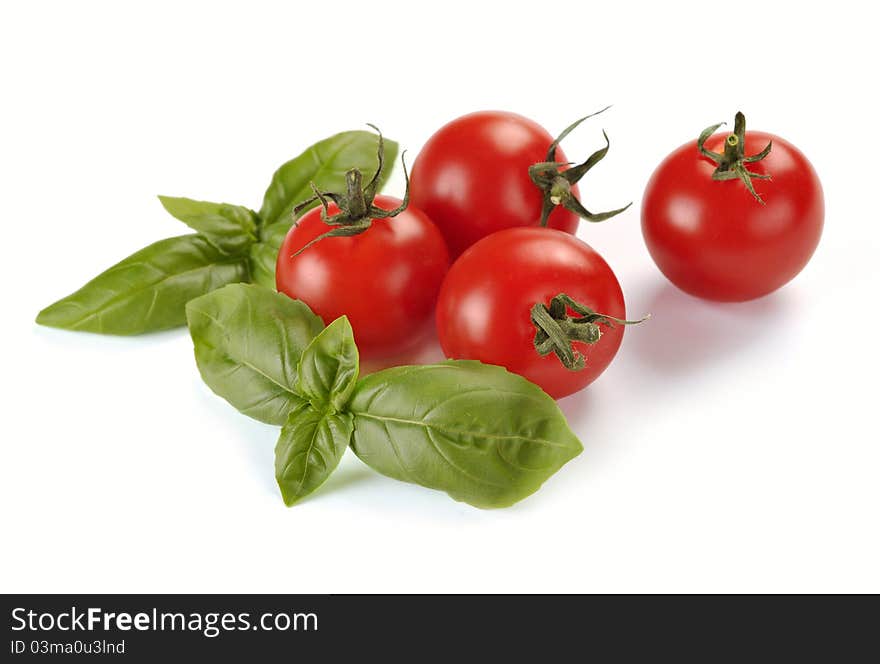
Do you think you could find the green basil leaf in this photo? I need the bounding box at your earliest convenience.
[348,361,583,509]
[36,234,249,335]
[248,220,289,289]
[185,284,324,425]
[297,317,359,411]
[258,130,399,229]
[158,196,258,255]
[275,398,354,506]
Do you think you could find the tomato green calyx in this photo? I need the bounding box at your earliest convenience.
[698,111,773,205]
[531,293,647,371]
[528,107,631,227]
[290,125,410,258]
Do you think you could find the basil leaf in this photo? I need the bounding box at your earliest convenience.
[185,284,324,425]
[297,317,359,411]
[275,398,354,506]
[36,234,249,335]
[158,196,258,255]
[348,361,583,509]
[248,220,289,289]
[258,130,399,229]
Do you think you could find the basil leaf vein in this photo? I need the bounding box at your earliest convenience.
[348,361,583,508]
[185,284,324,425]
[36,234,249,335]
[296,316,359,411]
[275,399,354,506]
[158,195,258,255]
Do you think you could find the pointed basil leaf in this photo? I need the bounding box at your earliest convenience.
[248,220,289,289]
[348,361,583,509]
[258,130,398,229]
[36,234,249,335]
[296,317,359,411]
[158,196,258,255]
[185,284,324,425]
[275,398,354,506]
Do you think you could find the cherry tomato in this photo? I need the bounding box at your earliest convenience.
[276,195,449,359]
[642,113,824,301]
[410,111,581,257]
[436,227,627,399]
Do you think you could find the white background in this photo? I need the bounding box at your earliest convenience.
[2,1,878,593]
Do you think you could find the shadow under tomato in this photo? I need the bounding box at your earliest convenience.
[626,279,795,375]
[359,327,447,374]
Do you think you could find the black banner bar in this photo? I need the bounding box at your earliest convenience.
[2,595,876,660]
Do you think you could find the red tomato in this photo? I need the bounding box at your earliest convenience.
[436,227,627,399]
[642,116,823,301]
[276,195,449,359]
[410,111,580,257]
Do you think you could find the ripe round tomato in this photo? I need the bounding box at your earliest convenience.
[410,111,580,257]
[642,116,823,301]
[436,227,627,399]
[276,195,449,359]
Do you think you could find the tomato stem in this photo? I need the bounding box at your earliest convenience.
[528,107,631,227]
[697,111,773,204]
[531,293,648,371]
[343,169,369,219]
[290,126,410,258]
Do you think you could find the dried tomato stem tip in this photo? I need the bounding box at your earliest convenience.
[530,293,648,371]
[290,125,410,258]
[697,111,773,204]
[528,107,631,227]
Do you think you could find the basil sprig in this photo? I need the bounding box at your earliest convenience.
[275,318,360,505]
[186,284,583,508]
[36,131,398,335]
